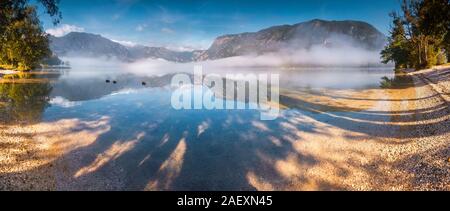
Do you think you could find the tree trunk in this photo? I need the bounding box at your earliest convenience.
[418,39,422,68]
[424,37,428,65]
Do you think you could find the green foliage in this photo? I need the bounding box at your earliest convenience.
[41,54,63,66]
[1,7,51,71]
[379,76,395,89]
[381,13,411,69]
[0,0,60,71]
[379,73,414,89]
[382,0,450,70]
[445,32,450,59]
[437,49,448,64]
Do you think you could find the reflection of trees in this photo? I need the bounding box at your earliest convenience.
[1,72,448,190]
[379,72,414,89]
[0,81,52,124]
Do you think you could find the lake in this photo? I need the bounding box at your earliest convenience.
[0,67,399,190]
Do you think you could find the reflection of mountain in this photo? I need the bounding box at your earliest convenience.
[49,19,386,63]
[50,74,174,101]
[0,72,177,123]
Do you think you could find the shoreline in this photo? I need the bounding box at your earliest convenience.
[0,70,19,76]
[0,66,449,190]
[407,65,450,106]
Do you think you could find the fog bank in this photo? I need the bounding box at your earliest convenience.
[62,40,390,76]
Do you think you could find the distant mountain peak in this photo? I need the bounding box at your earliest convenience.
[49,19,386,63]
[49,32,196,62]
[198,19,386,61]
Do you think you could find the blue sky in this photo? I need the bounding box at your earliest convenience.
[40,0,401,50]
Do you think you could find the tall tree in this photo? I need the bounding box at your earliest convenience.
[381,13,411,69]
[382,0,450,69]
[0,0,61,71]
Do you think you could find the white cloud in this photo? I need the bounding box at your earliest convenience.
[164,45,197,52]
[46,24,85,37]
[111,39,138,47]
[110,89,139,96]
[164,40,211,51]
[50,96,81,108]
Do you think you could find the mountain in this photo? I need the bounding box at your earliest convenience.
[196,19,386,60]
[50,32,133,61]
[127,45,195,62]
[49,32,195,62]
[49,19,386,63]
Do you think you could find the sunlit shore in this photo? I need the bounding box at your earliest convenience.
[0,66,449,191]
[0,70,18,76]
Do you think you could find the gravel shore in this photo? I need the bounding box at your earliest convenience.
[0,67,449,191]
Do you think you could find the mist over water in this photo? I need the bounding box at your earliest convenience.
[61,32,390,77]
[51,46,394,118]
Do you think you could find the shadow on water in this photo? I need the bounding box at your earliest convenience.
[1,105,327,190]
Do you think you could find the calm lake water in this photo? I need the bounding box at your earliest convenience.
[0,67,396,190]
[0,67,395,124]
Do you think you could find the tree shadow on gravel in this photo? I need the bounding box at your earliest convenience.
[1,72,448,190]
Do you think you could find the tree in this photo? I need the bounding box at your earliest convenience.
[0,0,61,27]
[445,33,450,59]
[1,7,52,70]
[412,0,450,67]
[0,0,60,71]
[382,0,450,70]
[381,13,411,69]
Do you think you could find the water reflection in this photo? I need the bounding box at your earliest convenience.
[0,70,177,124]
[0,81,52,124]
[3,67,449,190]
[50,73,174,101]
[0,68,396,124]
[0,71,64,124]
[379,72,414,89]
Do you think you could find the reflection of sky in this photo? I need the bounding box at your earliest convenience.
[3,68,408,190]
[280,68,394,89]
[38,70,396,190]
[48,67,394,104]
[39,0,400,49]
[43,68,394,124]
